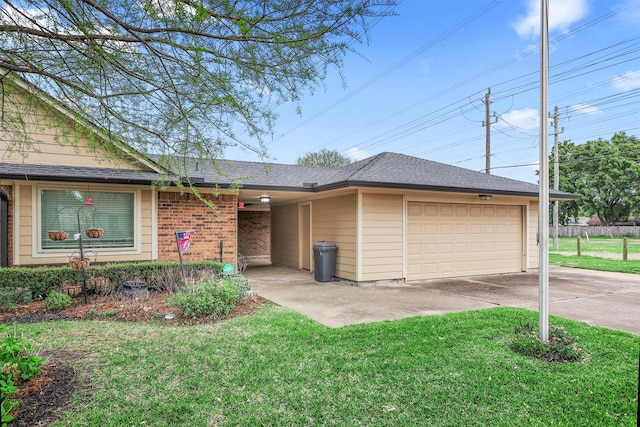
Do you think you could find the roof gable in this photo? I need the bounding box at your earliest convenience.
[0,71,164,173]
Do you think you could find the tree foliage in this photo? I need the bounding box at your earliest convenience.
[296,148,352,168]
[551,132,640,225]
[0,0,394,178]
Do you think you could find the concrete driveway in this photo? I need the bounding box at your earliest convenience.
[244,265,640,334]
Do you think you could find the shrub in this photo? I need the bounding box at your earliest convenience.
[0,288,32,313]
[545,326,587,362]
[510,322,586,363]
[168,274,250,319]
[0,261,222,298]
[44,291,72,310]
[0,324,45,426]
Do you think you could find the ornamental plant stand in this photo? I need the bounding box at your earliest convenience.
[47,200,106,303]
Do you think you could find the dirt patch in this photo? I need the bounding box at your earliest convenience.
[1,291,269,426]
[0,290,269,325]
[10,351,79,427]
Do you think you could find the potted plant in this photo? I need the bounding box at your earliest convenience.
[69,256,90,270]
[85,227,104,238]
[48,230,68,241]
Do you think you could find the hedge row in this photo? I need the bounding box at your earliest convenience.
[0,261,223,299]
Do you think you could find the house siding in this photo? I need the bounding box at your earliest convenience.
[157,192,237,265]
[18,184,31,263]
[361,193,404,281]
[0,91,144,170]
[528,201,539,270]
[270,204,299,268]
[312,193,357,281]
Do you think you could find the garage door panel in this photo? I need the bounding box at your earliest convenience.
[441,205,454,215]
[407,202,522,280]
[407,243,422,255]
[441,243,454,253]
[456,224,468,233]
[424,205,438,216]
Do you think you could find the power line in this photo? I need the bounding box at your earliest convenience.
[275,0,507,142]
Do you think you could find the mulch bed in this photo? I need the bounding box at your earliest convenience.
[1,291,270,426]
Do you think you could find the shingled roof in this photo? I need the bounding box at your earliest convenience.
[1,152,576,199]
[180,152,575,198]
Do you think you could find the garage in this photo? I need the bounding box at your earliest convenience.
[407,202,523,280]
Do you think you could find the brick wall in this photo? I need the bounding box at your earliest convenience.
[157,192,237,265]
[238,210,270,257]
[0,185,12,267]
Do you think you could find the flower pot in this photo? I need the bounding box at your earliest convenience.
[85,227,104,239]
[61,285,82,297]
[87,277,111,294]
[69,256,90,270]
[48,230,68,241]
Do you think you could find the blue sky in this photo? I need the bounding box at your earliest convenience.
[227,0,640,184]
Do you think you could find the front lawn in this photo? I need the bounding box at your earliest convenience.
[19,306,639,426]
[550,236,640,273]
[549,254,640,274]
[551,236,640,255]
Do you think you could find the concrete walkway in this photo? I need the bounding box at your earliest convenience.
[244,265,640,334]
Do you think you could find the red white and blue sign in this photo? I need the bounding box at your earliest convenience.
[176,230,195,254]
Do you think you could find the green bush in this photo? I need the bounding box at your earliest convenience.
[545,326,587,362]
[0,288,32,313]
[0,324,45,426]
[0,261,222,298]
[44,291,72,310]
[168,274,249,319]
[509,322,586,363]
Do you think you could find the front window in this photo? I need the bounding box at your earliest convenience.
[41,189,135,250]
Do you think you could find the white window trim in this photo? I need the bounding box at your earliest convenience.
[32,184,142,258]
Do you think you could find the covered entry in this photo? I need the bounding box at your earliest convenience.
[407,202,523,280]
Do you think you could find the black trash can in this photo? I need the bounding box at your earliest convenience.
[313,241,338,282]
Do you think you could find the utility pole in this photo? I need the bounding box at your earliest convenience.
[550,106,563,250]
[539,0,550,343]
[482,88,498,174]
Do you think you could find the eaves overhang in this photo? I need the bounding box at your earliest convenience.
[0,172,158,185]
[313,179,579,200]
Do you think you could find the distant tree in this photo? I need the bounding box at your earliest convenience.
[296,149,352,168]
[550,132,640,225]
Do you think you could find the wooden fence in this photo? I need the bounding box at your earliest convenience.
[550,225,640,238]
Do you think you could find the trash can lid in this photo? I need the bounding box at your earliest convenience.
[313,241,337,249]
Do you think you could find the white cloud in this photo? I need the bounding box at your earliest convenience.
[513,0,589,39]
[346,147,370,161]
[139,0,197,20]
[612,70,640,91]
[0,5,57,29]
[498,108,539,130]
[571,103,602,115]
[243,81,271,97]
[1,5,137,54]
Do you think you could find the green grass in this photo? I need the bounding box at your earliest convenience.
[550,254,640,274]
[551,236,640,255]
[18,306,639,426]
[549,237,640,273]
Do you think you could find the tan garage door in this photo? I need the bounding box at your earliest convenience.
[407,202,523,280]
